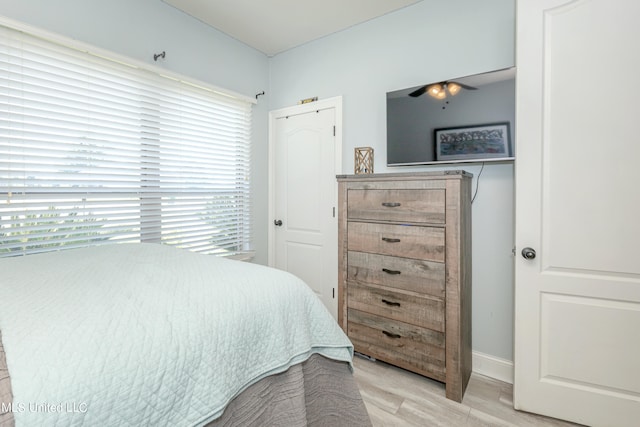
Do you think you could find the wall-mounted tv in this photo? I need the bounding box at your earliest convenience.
[386,67,515,166]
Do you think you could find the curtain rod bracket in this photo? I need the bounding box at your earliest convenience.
[255,91,265,100]
[154,51,166,61]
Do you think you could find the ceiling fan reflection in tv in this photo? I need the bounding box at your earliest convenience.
[408,80,477,99]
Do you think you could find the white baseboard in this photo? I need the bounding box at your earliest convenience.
[472,351,514,384]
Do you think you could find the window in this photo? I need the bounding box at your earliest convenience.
[0,21,253,257]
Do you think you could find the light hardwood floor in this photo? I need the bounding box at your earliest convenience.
[352,356,582,426]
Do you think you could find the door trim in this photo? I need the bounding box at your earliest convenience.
[267,96,343,267]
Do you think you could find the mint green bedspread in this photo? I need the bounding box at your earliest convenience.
[0,244,353,426]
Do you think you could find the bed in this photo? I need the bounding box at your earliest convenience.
[0,243,371,426]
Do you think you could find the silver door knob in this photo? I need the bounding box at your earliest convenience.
[521,247,536,260]
[274,219,283,226]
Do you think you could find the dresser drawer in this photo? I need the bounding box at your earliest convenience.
[347,222,445,262]
[347,281,444,331]
[347,251,445,298]
[347,189,445,224]
[347,309,446,382]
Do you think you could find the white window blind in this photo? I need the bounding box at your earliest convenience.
[0,23,252,257]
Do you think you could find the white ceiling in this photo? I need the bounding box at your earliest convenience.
[162,0,422,56]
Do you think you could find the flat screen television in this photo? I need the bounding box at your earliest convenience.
[386,67,515,166]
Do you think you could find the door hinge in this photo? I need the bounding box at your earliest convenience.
[333,125,336,136]
[333,207,335,217]
[333,288,335,298]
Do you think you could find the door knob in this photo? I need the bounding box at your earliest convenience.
[274,219,283,226]
[521,247,536,260]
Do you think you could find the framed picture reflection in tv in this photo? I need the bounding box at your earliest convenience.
[435,122,512,161]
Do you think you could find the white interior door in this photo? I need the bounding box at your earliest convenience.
[514,1,640,426]
[269,101,341,319]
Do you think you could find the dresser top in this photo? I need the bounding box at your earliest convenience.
[336,170,473,181]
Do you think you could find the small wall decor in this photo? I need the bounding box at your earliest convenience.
[354,147,374,174]
[298,96,318,104]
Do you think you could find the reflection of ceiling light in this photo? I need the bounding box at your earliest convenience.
[427,83,443,97]
[427,82,462,99]
[447,82,461,96]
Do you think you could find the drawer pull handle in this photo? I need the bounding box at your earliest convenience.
[381,202,401,208]
[382,330,402,339]
[381,237,401,243]
[381,299,401,307]
[382,268,401,275]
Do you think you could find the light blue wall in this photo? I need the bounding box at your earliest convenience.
[269,0,517,361]
[0,0,271,265]
[0,0,517,362]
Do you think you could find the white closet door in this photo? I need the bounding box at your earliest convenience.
[514,1,640,426]
[271,106,338,319]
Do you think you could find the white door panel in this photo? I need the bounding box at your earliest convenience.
[514,1,640,426]
[285,242,324,299]
[541,0,640,277]
[285,128,323,233]
[540,294,640,394]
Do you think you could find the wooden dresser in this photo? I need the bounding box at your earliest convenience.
[337,171,472,402]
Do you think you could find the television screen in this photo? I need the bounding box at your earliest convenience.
[386,67,515,166]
